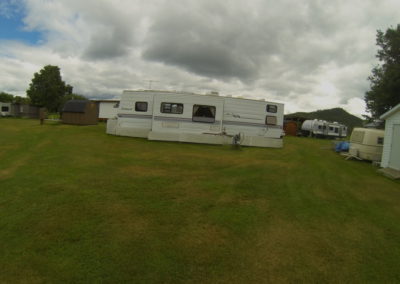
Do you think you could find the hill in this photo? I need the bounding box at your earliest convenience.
[286,107,363,131]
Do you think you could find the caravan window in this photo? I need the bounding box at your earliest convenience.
[335,128,339,133]
[161,103,183,114]
[266,104,277,113]
[135,102,148,112]
[265,116,277,125]
[1,106,9,112]
[192,105,216,123]
[377,137,384,145]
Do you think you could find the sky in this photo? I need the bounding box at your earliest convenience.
[1,0,400,116]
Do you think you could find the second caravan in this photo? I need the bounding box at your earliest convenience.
[107,90,284,148]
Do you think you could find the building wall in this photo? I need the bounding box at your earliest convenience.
[381,109,400,168]
[0,102,11,116]
[62,102,98,125]
[284,121,298,136]
[99,101,119,120]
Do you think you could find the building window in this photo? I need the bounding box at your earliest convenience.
[266,104,277,113]
[266,116,277,125]
[1,106,9,112]
[192,105,216,123]
[377,137,384,145]
[161,102,183,114]
[135,102,148,112]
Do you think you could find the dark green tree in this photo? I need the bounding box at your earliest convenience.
[0,92,14,102]
[365,25,400,119]
[60,93,87,108]
[13,96,31,104]
[26,65,73,112]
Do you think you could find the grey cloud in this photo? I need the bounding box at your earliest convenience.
[79,2,135,60]
[143,41,258,81]
[3,0,400,117]
[83,26,133,60]
[141,0,374,84]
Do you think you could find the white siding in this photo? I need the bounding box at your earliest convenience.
[381,109,400,168]
[99,101,119,119]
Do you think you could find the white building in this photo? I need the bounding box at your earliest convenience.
[0,102,11,116]
[107,90,284,148]
[92,100,119,120]
[380,103,400,171]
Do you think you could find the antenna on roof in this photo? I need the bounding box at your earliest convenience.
[144,80,160,90]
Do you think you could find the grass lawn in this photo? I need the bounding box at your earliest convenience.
[0,118,399,283]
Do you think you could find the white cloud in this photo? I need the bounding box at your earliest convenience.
[1,0,400,117]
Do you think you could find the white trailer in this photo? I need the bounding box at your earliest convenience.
[301,119,327,137]
[0,102,12,116]
[94,100,120,120]
[107,90,284,148]
[301,119,347,138]
[349,127,385,161]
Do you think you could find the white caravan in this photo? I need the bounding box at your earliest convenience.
[0,102,11,116]
[349,127,385,161]
[107,90,284,148]
[301,119,347,138]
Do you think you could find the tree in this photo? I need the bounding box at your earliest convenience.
[60,93,87,108]
[0,92,14,102]
[365,25,400,119]
[13,96,31,104]
[26,65,73,112]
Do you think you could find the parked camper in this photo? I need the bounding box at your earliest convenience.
[92,100,120,121]
[301,119,327,137]
[0,102,11,116]
[107,90,284,148]
[301,119,347,138]
[349,127,385,161]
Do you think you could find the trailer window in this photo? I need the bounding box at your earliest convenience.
[351,131,365,143]
[161,103,183,114]
[266,104,277,113]
[377,137,384,145]
[192,105,216,123]
[335,128,339,133]
[113,102,120,108]
[135,102,148,112]
[266,116,277,125]
[1,106,9,112]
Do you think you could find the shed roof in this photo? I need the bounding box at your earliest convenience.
[380,103,400,120]
[62,100,89,113]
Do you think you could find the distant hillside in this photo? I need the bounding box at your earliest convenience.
[285,108,363,131]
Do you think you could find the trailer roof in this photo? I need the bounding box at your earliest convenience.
[62,100,90,113]
[380,103,400,120]
[122,89,284,105]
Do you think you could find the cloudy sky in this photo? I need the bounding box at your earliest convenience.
[1,0,400,116]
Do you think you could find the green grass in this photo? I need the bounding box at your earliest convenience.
[0,118,399,283]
